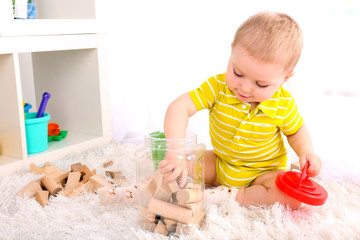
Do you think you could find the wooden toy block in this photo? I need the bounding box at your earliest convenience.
[79,164,92,175]
[41,175,62,195]
[142,222,157,232]
[184,182,202,190]
[105,170,125,180]
[148,198,193,224]
[109,179,128,186]
[103,160,114,168]
[79,164,94,184]
[67,188,83,197]
[59,179,67,187]
[60,189,72,196]
[35,190,49,207]
[176,222,191,235]
[163,217,177,226]
[154,220,168,236]
[17,181,42,198]
[62,185,83,197]
[138,172,161,203]
[176,210,205,235]
[190,210,205,225]
[141,207,177,232]
[290,162,300,171]
[143,175,157,196]
[43,166,58,175]
[30,162,57,175]
[70,162,82,172]
[154,175,172,202]
[30,163,42,174]
[178,200,204,215]
[176,188,202,204]
[58,183,64,191]
[47,171,69,185]
[82,181,95,193]
[166,223,177,232]
[163,217,177,232]
[89,175,111,190]
[65,172,81,191]
[141,207,156,222]
[164,172,180,193]
[142,171,172,201]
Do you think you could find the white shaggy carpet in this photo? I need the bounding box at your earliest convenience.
[0,140,360,240]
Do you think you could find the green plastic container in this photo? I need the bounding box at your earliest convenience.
[25,112,50,154]
[148,131,167,170]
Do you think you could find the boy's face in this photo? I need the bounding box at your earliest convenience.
[226,45,293,104]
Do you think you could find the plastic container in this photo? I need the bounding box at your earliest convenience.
[276,162,328,206]
[25,112,50,154]
[147,131,166,170]
[136,131,206,236]
[24,103,32,113]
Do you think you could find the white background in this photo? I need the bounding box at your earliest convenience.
[105,0,360,181]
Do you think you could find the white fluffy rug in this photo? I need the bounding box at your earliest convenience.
[0,141,359,240]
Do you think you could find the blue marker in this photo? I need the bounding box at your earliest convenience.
[36,92,51,118]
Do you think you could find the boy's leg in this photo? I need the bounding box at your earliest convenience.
[236,170,302,210]
[203,150,220,186]
[203,151,240,203]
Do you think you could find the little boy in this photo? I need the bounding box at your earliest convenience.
[159,11,321,210]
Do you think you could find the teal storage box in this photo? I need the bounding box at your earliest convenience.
[25,112,50,154]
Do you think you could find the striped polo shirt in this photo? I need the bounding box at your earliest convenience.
[189,73,303,188]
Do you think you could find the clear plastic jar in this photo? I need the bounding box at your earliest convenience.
[136,131,206,236]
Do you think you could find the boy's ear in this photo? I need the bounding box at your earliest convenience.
[284,71,295,82]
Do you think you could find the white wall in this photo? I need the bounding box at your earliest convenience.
[106,0,360,180]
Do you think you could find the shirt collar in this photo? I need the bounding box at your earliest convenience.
[256,89,281,118]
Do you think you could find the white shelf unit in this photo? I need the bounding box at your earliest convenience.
[0,0,112,176]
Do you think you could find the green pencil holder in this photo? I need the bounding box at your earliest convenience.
[25,112,50,154]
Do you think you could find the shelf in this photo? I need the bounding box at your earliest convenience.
[0,19,105,37]
[0,155,24,176]
[0,155,21,168]
[0,131,109,176]
[0,34,99,54]
[28,131,106,161]
[0,0,98,21]
[0,53,26,160]
[0,0,112,177]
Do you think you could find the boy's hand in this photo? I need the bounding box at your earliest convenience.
[299,153,321,177]
[158,151,188,188]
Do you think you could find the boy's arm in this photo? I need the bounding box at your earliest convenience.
[164,93,198,138]
[159,93,198,187]
[286,125,322,177]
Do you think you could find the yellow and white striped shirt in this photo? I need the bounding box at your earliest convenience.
[189,73,303,187]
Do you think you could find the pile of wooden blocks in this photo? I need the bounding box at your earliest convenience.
[139,171,205,236]
[17,160,126,207]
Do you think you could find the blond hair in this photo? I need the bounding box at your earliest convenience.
[232,11,303,72]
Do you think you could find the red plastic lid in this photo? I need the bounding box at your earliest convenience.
[275,162,328,206]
